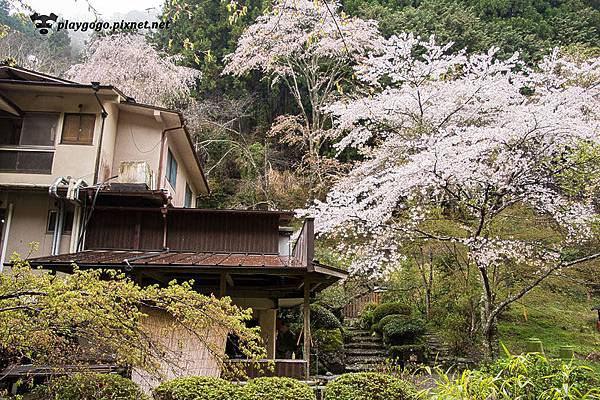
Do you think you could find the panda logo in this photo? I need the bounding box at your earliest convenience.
[30,13,59,35]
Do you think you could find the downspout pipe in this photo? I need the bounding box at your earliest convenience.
[91,82,109,185]
[49,177,69,256]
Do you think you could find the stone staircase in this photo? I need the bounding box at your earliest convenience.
[344,324,388,372]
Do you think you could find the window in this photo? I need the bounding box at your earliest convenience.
[166,149,177,188]
[46,209,74,233]
[61,113,95,144]
[0,112,58,173]
[0,112,58,146]
[184,183,193,208]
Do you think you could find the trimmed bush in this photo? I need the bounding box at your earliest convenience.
[314,328,344,352]
[324,372,417,400]
[371,303,410,326]
[242,377,316,400]
[154,376,242,400]
[382,319,425,346]
[375,314,405,334]
[311,303,342,330]
[37,373,145,400]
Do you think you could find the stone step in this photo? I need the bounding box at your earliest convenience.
[347,334,382,342]
[345,348,387,357]
[346,355,387,365]
[345,363,379,372]
[345,342,386,350]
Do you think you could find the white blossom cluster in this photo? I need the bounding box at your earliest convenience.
[66,34,200,107]
[222,0,383,78]
[309,34,600,278]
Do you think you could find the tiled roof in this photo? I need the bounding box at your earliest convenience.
[28,249,304,269]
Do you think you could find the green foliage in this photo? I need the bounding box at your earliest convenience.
[242,377,316,400]
[371,302,411,326]
[388,344,426,361]
[360,302,379,329]
[0,256,265,379]
[382,319,426,346]
[324,372,417,400]
[428,352,600,399]
[310,304,342,330]
[344,0,600,63]
[375,314,405,334]
[314,328,344,352]
[153,376,242,400]
[38,373,146,400]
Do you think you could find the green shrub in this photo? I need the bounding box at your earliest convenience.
[360,303,378,329]
[429,352,600,400]
[311,304,342,330]
[371,303,410,326]
[242,377,316,400]
[38,373,145,400]
[314,328,344,352]
[324,372,417,400]
[153,376,241,400]
[382,319,425,346]
[375,314,405,334]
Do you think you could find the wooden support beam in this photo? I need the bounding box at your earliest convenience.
[303,277,310,379]
[226,274,235,287]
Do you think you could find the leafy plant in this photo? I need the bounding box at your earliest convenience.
[426,351,600,399]
[383,319,426,346]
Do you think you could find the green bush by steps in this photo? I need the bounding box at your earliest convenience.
[383,319,425,346]
[311,303,342,330]
[153,376,242,400]
[36,373,146,400]
[242,377,316,400]
[324,372,417,400]
[154,376,315,400]
[371,302,411,326]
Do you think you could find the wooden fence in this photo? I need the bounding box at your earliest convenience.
[343,292,382,319]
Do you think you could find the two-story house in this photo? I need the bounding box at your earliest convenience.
[0,65,208,264]
[0,66,346,391]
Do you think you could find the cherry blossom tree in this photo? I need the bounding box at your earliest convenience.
[223,0,383,198]
[66,33,200,107]
[310,33,600,358]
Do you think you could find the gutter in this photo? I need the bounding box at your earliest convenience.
[91,83,109,185]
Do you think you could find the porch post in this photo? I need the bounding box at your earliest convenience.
[303,277,310,379]
[219,273,226,298]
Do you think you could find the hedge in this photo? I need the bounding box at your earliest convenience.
[324,372,417,400]
[311,304,342,330]
[388,344,426,361]
[375,314,405,334]
[313,328,344,352]
[382,319,425,346]
[153,376,242,400]
[242,377,316,400]
[37,373,146,400]
[360,302,378,329]
[371,303,410,326]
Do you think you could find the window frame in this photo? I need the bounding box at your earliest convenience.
[166,149,178,188]
[60,113,96,145]
[46,209,74,233]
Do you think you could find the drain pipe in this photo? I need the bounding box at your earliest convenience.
[49,177,69,256]
[91,82,109,185]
